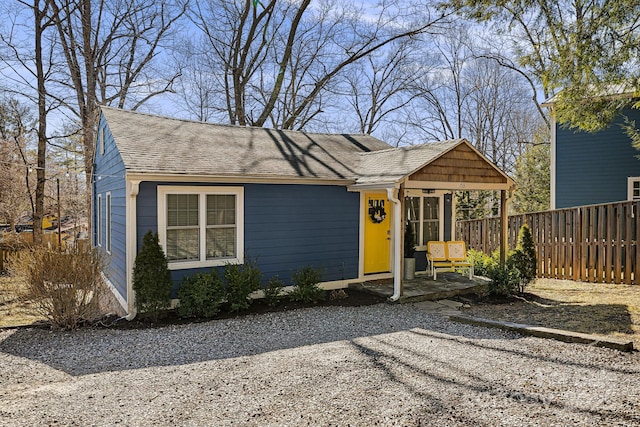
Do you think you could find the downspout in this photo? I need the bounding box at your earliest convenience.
[387,186,402,301]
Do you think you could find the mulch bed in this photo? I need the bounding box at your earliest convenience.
[98,289,388,330]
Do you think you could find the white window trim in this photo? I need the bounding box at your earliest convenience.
[96,194,102,247]
[158,186,244,270]
[105,192,112,254]
[405,190,446,250]
[628,177,640,201]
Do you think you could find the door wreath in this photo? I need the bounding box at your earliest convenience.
[369,202,386,223]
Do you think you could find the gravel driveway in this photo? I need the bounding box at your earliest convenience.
[1,303,638,426]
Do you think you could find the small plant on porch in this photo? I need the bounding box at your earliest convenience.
[404,221,416,279]
[133,231,173,321]
[404,221,416,258]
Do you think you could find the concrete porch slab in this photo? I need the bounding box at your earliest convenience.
[350,272,488,303]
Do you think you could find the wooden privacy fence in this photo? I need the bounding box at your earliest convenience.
[456,200,640,285]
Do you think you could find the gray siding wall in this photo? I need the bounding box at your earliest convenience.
[93,114,127,301]
[556,107,640,208]
[136,182,360,291]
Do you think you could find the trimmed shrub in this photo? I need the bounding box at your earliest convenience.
[133,231,172,321]
[289,266,325,303]
[510,224,537,292]
[177,270,225,318]
[223,259,262,312]
[487,263,521,297]
[263,276,285,307]
[9,244,106,329]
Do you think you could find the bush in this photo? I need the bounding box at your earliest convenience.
[177,270,225,318]
[487,263,521,297]
[133,231,172,321]
[510,224,537,292]
[466,249,496,277]
[9,244,106,329]
[263,276,285,307]
[223,259,262,312]
[289,266,325,303]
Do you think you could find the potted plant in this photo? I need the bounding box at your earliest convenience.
[404,221,416,280]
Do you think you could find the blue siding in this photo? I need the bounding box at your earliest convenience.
[556,107,640,208]
[136,182,360,290]
[93,114,127,301]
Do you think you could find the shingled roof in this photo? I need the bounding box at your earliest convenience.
[354,140,463,185]
[100,107,511,188]
[100,107,391,181]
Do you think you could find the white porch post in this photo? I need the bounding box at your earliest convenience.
[387,187,403,301]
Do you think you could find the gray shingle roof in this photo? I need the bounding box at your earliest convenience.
[101,107,392,181]
[101,108,494,187]
[355,140,463,185]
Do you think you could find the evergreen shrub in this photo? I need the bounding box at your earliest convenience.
[177,270,225,318]
[263,276,285,306]
[132,231,172,321]
[223,259,262,312]
[289,266,325,303]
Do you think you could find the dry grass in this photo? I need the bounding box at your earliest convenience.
[467,278,640,345]
[0,275,46,327]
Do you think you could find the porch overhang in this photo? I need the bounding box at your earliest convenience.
[353,138,516,301]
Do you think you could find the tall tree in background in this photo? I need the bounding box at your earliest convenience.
[513,141,550,214]
[49,0,187,227]
[186,0,453,129]
[0,98,36,231]
[449,0,640,132]
[0,1,58,243]
[342,39,419,142]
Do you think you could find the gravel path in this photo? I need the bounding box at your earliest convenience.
[0,303,638,426]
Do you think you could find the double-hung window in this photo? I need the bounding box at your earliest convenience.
[158,186,244,269]
[405,195,441,246]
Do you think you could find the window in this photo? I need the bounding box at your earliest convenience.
[106,192,112,253]
[405,195,440,246]
[158,186,244,269]
[629,177,640,201]
[96,194,102,247]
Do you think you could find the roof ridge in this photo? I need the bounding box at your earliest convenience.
[100,106,376,139]
[358,139,463,156]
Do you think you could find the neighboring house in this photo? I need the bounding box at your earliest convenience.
[93,107,515,317]
[543,94,640,209]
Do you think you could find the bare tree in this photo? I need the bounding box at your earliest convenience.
[48,0,187,228]
[187,0,453,129]
[0,0,59,243]
[342,40,420,137]
[0,98,36,231]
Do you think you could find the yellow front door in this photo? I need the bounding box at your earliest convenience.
[364,193,391,274]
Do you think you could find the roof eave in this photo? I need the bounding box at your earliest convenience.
[124,171,356,186]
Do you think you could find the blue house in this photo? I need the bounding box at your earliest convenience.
[544,95,640,209]
[93,107,515,317]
